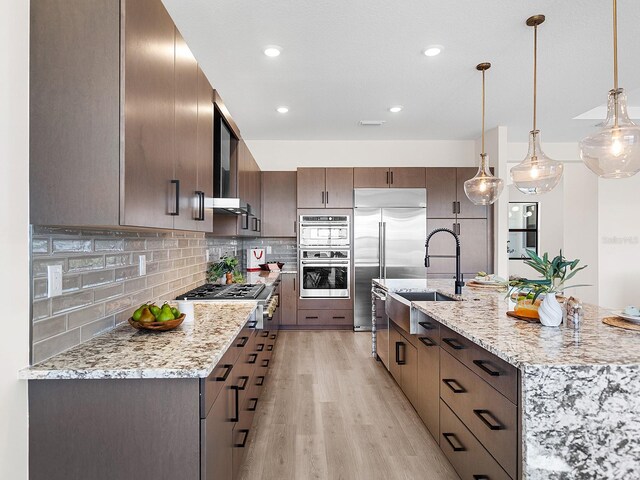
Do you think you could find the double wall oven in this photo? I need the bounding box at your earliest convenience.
[299,215,351,299]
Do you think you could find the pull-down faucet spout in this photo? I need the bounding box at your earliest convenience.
[425,228,465,295]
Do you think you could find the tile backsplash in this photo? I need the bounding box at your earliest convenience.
[31,226,208,364]
[30,228,297,364]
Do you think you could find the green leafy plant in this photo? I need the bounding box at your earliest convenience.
[207,255,239,282]
[508,249,589,301]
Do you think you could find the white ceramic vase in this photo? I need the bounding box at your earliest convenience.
[539,292,563,327]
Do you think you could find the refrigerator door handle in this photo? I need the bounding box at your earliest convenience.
[378,222,384,280]
[381,222,387,279]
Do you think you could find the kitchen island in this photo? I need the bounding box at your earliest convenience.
[372,278,640,479]
[20,301,276,480]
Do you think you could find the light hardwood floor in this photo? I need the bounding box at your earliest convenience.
[238,331,459,480]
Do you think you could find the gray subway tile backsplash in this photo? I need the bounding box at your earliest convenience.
[30,228,209,364]
[30,229,293,364]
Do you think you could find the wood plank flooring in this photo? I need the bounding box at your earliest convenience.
[238,331,459,480]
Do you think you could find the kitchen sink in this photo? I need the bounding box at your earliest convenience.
[386,290,458,334]
[395,291,457,302]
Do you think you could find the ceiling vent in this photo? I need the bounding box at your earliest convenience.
[359,120,386,126]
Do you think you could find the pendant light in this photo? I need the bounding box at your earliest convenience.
[510,15,564,194]
[464,63,504,205]
[579,0,640,178]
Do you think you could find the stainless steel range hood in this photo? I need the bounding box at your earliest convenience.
[204,197,251,216]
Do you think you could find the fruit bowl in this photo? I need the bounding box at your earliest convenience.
[128,313,186,331]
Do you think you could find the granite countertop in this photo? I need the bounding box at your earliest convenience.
[20,302,257,380]
[373,278,640,370]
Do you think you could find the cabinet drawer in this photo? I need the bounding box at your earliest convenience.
[440,325,518,404]
[200,347,236,418]
[440,350,517,478]
[201,388,233,480]
[297,309,353,326]
[440,400,512,480]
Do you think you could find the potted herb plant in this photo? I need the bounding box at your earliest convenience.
[509,249,588,327]
[207,255,239,284]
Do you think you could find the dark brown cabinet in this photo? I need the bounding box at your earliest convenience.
[30,0,214,231]
[353,167,426,188]
[389,321,418,407]
[426,167,489,219]
[416,316,440,440]
[196,67,215,233]
[261,171,297,237]
[427,217,491,276]
[279,273,298,326]
[297,168,354,208]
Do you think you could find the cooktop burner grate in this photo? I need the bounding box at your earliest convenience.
[178,283,266,300]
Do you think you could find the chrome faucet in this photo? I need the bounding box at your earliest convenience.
[425,228,465,295]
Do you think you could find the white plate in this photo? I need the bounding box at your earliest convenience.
[614,311,640,322]
[473,277,505,285]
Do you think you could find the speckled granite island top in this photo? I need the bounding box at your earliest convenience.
[20,302,257,380]
[374,278,640,479]
[375,278,640,368]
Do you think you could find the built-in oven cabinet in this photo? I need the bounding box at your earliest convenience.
[297,168,354,208]
[30,0,213,232]
[279,273,298,326]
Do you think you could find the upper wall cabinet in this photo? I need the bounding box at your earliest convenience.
[297,168,354,208]
[353,168,426,188]
[425,168,488,219]
[30,0,213,232]
[262,171,297,237]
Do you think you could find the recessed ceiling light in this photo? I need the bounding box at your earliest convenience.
[389,106,403,113]
[263,45,282,57]
[423,46,443,57]
[276,106,289,114]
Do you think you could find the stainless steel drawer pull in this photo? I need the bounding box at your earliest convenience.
[473,409,505,431]
[418,336,436,347]
[256,343,265,352]
[442,433,466,452]
[215,364,233,382]
[443,337,466,350]
[248,354,258,364]
[442,378,466,394]
[236,336,249,347]
[418,321,436,330]
[473,359,501,376]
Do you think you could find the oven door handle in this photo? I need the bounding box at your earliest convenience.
[300,261,350,266]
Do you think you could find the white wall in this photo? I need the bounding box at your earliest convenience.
[0,1,30,478]
[246,139,476,171]
[598,175,640,308]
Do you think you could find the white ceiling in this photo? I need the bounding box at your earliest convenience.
[162,0,640,143]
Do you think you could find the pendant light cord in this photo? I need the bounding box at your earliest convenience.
[481,68,485,155]
[613,0,618,91]
[533,24,538,133]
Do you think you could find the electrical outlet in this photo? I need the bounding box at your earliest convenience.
[139,255,146,276]
[205,250,210,262]
[47,265,63,298]
[266,246,272,254]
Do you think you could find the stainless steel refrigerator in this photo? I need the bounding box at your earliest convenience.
[353,188,427,331]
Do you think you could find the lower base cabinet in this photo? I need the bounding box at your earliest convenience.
[389,321,418,407]
[440,400,511,480]
[296,309,353,328]
[29,316,277,480]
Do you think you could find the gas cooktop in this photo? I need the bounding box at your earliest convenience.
[177,283,266,301]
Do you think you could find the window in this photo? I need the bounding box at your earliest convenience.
[508,202,538,260]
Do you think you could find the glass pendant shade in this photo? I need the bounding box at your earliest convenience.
[464,154,503,205]
[579,89,640,178]
[510,130,564,194]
